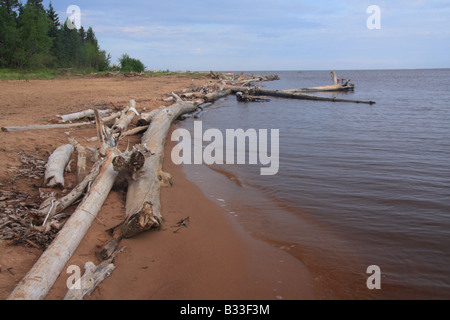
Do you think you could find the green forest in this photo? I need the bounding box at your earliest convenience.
[0,0,110,71]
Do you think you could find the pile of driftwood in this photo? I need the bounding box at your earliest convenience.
[180,70,374,105]
[4,70,375,300]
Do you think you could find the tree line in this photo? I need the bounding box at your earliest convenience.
[0,0,110,71]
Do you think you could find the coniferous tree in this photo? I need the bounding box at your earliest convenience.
[46,1,59,66]
[19,0,51,68]
[0,0,21,67]
[0,0,110,70]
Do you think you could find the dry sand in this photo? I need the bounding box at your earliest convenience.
[0,75,316,300]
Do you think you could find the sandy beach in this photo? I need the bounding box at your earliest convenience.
[0,75,316,300]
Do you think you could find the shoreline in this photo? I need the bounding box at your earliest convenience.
[0,76,316,300]
[45,125,316,300]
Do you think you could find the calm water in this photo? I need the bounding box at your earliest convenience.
[178,69,450,299]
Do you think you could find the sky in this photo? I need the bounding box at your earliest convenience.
[42,0,450,71]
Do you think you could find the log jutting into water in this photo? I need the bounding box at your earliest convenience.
[284,71,355,93]
[225,86,376,105]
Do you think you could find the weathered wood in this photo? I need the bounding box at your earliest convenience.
[38,159,104,225]
[8,148,119,300]
[225,86,375,104]
[100,109,126,123]
[97,237,122,261]
[1,122,93,132]
[115,126,149,141]
[57,109,112,123]
[63,260,116,300]
[236,92,270,102]
[111,100,139,134]
[136,108,162,126]
[117,100,198,238]
[203,89,232,103]
[44,144,75,188]
[283,71,355,93]
[68,137,89,183]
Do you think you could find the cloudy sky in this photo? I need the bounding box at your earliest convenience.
[44,0,450,71]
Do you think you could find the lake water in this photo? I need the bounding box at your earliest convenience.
[176,69,450,299]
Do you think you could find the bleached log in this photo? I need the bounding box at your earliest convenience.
[224,86,375,104]
[283,71,354,92]
[63,260,116,300]
[44,144,75,188]
[180,92,204,99]
[100,109,127,123]
[57,109,111,123]
[331,71,339,85]
[37,159,104,225]
[136,108,162,126]
[117,100,198,238]
[203,89,232,103]
[114,126,149,141]
[111,100,139,134]
[8,148,119,300]
[68,138,89,183]
[1,122,93,132]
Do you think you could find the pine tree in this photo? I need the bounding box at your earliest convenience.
[20,0,52,68]
[25,0,44,12]
[0,0,21,67]
[46,1,59,66]
[1,1,110,71]
[0,0,20,16]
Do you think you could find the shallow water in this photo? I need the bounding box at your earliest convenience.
[177,69,450,299]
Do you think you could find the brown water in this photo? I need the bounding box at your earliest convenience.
[177,69,450,299]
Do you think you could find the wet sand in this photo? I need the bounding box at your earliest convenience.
[0,76,316,300]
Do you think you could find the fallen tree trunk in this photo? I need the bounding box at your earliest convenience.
[114,126,149,141]
[225,86,376,105]
[236,92,270,102]
[64,260,116,300]
[44,144,75,188]
[8,148,119,300]
[117,99,198,238]
[111,100,139,134]
[57,109,112,123]
[1,122,93,132]
[68,138,89,183]
[37,159,104,225]
[136,108,162,126]
[203,89,232,103]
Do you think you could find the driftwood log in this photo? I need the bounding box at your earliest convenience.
[284,71,355,93]
[225,86,375,105]
[7,148,119,300]
[37,159,104,226]
[115,97,198,238]
[44,144,75,188]
[1,122,94,132]
[64,260,116,300]
[236,92,270,102]
[68,137,89,183]
[7,109,124,300]
[57,109,112,123]
[111,100,139,135]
